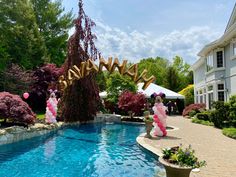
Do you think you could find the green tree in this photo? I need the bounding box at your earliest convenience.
[172,56,193,91]
[31,0,73,65]
[106,73,137,104]
[95,71,107,91]
[0,0,47,70]
[0,42,9,72]
[164,66,180,92]
[138,57,169,86]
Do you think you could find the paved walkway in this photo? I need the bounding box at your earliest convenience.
[137,116,236,177]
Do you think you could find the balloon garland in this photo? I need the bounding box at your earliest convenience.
[58,57,156,92]
[152,96,167,137]
[45,90,58,124]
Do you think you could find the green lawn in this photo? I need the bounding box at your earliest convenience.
[37,113,45,120]
[222,128,236,139]
[191,118,214,126]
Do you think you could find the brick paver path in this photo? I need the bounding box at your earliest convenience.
[137,116,236,177]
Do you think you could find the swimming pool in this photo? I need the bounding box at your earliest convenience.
[0,123,165,177]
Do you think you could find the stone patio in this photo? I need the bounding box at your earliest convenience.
[137,116,236,177]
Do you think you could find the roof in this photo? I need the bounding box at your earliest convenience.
[225,3,236,33]
[137,83,185,99]
[192,3,236,70]
[99,83,185,99]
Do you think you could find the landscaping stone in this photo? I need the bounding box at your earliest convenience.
[0,122,65,145]
[0,114,119,145]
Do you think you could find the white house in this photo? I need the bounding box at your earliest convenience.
[191,4,236,109]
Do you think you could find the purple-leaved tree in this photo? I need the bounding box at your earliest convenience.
[59,0,101,122]
[0,92,36,125]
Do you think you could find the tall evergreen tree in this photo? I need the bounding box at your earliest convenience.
[59,0,100,122]
[165,66,180,92]
[0,0,47,70]
[31,0,74,65]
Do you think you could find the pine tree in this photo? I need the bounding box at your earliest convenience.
[59,0,101,122]
[31,0,74,65]
[0,0,47,70]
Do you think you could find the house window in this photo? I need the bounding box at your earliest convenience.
[207,85,214,109]
[206,54,213,72]
[200,95,203,103]
[208,85,213,91]
[217,83,225,101]
[217,84,224,90]
[233,43,236,56]
[216,51,223,68]
[230,40,236,59]
[203,88,207,104]
[208,92,214,109]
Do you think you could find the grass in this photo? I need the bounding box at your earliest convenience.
[37,113,45,120]
[191,118,214,126]
[222,128,236,139]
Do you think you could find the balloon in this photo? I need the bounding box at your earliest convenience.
[23,92,29,99]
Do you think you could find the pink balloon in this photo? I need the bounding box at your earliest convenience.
[23,92,29,99]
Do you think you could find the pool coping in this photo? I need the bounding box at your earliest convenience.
[136,125,179,157]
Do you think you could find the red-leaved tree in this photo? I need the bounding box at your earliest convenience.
[59,0,101,122]
[182,103,206,117]
[0,92,36,124]
[118,91,147,116]
[28,63,63,112]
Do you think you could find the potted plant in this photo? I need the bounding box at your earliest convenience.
[143,111,153,138]
[159,145,206,177]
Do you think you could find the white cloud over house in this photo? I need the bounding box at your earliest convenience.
[94,21,221,64]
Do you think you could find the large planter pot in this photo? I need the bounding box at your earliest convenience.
[144,121,153,138]
[159,157,192,177]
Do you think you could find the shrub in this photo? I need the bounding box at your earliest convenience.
[191,118,214,126]
[222,128,236,139]
[178,85,194,106]
[211,101,230,128]
[0,92,36,124]
[189,110,197,117]
[229,95,236,123]
[195,111,211,121]
[118,91,146,116]
[182,103,206,117]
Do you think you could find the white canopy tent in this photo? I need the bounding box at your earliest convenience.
[99,91,107,99]
[99,82,185,99]
[137,83,184,99]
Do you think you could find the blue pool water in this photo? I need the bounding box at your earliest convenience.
[0,123,165,177]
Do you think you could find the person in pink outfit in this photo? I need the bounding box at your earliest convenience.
[152,96,167,137]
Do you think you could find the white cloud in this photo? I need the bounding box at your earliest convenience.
[94,22,221,64]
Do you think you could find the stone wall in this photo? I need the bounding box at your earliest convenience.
[94,114,121,122]
[0,114,121,146]
[0,122,79,146]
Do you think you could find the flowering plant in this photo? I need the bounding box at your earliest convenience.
[162,145,206,168]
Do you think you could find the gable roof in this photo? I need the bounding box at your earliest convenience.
[225,3,236,33]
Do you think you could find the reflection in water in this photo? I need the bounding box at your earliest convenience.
[44,138,56,159]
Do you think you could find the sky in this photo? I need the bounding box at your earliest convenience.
[62,0,235,64]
